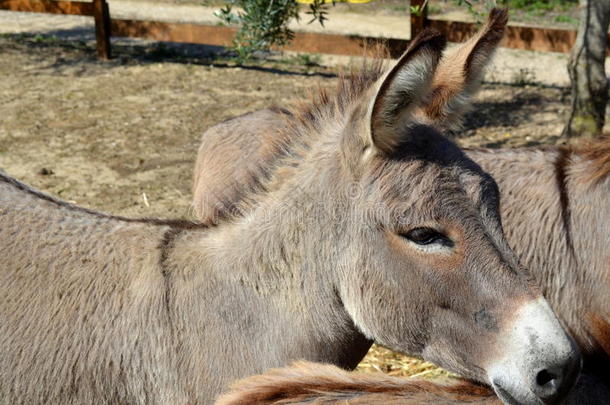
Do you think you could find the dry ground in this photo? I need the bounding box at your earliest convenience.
[0,33,607,379]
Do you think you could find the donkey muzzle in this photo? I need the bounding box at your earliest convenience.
[488,298,581,405]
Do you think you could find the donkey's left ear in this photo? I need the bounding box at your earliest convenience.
[420,8,508,130]
[369,29,446,156]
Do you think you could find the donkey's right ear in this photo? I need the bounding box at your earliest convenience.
[368,29,446,156]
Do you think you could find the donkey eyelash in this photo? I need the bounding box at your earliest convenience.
[400,227,455,249]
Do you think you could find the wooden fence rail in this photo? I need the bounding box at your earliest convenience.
[1,0,92,15]
[1,0,608,59]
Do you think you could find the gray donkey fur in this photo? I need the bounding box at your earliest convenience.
[0,27,578,405]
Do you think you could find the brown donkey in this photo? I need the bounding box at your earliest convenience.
[215,362,501,405]
[0,28,579,405]
[214,361,610,405]
[191,6,609,394]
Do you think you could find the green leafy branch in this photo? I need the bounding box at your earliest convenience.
[409,0,430,17]
[216,0,332,63]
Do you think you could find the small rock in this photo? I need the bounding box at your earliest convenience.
[38,168,54,176]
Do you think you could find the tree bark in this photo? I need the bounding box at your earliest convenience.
[563,0,610,138]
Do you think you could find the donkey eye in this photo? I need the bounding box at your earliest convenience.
[401,227,453,247]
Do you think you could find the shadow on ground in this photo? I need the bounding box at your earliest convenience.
[1,31,337,78]
[1,31,575,149]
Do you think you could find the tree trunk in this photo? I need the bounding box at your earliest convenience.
[563,0,610,138]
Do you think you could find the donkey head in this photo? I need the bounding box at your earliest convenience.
[330,28,580,405]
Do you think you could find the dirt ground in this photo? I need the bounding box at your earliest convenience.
[0,33,607,379]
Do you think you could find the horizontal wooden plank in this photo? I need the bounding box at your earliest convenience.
[111,19,235,47]
[280,32,409,58]
[113,18,610,57]
[0,0,93,16]
[110,19,412,58]
[428,19,573,53]
[429,18,610,55]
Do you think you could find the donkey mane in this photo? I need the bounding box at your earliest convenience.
[0,171,208,230]
[289,59,386,131]
[568,133,610,184]
[210,58,389,223]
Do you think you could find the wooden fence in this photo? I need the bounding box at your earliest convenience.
[1,0,607,60]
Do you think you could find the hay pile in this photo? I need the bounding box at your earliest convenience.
[357,344,454,379]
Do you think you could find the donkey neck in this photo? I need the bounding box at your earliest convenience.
[564,153,610,369]
[0,173,371,403]
[173,163,373,369]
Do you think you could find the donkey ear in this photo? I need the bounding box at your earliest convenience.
[421,8,508,129]
[369,29,446,156]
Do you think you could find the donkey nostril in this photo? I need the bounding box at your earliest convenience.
[536,369,557,387]
[533,352,581,404]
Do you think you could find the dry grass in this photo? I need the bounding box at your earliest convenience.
[358,345,456,379]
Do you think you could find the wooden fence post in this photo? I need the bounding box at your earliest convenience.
[410,0,428,40]
[93,0,111,59]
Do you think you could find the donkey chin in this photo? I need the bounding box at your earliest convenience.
[486,298,581,405]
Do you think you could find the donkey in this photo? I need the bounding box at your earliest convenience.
[214,361,610,405]
[190,7,608,385]
[215,361,501,405]
[0,29,579,405]
[467,140,610,378]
